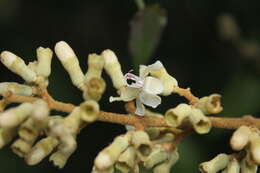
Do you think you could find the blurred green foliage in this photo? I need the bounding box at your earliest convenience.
[129,4,167,70]
[0,0,260,173]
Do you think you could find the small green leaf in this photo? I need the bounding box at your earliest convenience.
[129,4,167,69]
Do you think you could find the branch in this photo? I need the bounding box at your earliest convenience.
[172,87,199,105]
[3,93,260,130]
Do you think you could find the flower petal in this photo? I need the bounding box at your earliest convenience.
[121,87,140,101]
[139,91,161,108]
[135,97,145,116]
[148,60,164,69]
[139,61,164,78]
[143,76,163,95]
[139,65,148,78]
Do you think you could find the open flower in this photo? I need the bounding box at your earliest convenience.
[109,61,164,115]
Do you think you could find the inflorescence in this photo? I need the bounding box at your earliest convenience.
[0,41,259,173]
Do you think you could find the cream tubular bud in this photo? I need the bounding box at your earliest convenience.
[0,51,37,83]
[49,141,77,169]
[0,127,17,148]
[199,154,230,173]
[31,99,49,127]
[11,138,33,158]
[25,136,59,165]
[149,68,178,96]
[230,126,251,151]
[27,61,38,73]
[36,47,53,77]
[85,53,105,82]
[79,100,99,123]
[145,127,161,140]
[0,82,35,96]
[0,103,33,128]
[195,94,223,114]
[226,157,240,173]
[83,78,106,101]
[240,156,257,173]
[188,108,212,134]
[152,133,175,144]
[91,166,115,173]
[131,130,152,159]
[55,41,85,89]
[153,149,179,173]
[115,146,136,173]
[102,49,126,90]
[165,104,191,127]
[249,137,260,165]
[143,144,168,169]
[94,135,130,170]
[63,107,81,135]
[18,118,41,142]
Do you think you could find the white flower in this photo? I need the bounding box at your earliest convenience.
[109,61,164,115]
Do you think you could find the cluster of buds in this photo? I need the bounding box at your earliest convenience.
[0,40,229,173]
[199,125,260,173]
[93,129,179,173]
[0,98,99,168]
[0,41,105,168]
[165,94,222,134]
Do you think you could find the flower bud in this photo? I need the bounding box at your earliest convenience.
[0,82,35,96]
[188,108,212,134]
[131,130,152,159]
[149,67,178,96]
[94,135,130,170]
[102,49,126,90]
[0,51,37,83]
[0,127,17,148]
[63,107,81,135]
[153,149,179,173]
[230,126,251,151]
[79,100,99,123]
[195,94,223,114]
[18,118,41,142]
[152,133,175,144]
[31,100,49,127]
[226,157,240,173]
[25,136,59,165]
[143,144,168,169]
[240,156,257,173]
[145,127,161,140]
[27,61,38,73]
[83,77,106,101]
[49,123,76,154]
[165,104,191,127]
[54,41,85,89]
[199,153,230,173]
[0,103,33,128]
[36,47,53,78]
[11,138,33,158]
[115,146,136,173]
[249,137,260,165]
[85,53,104,82]
[49,140,77,169]
[92,166,114,173]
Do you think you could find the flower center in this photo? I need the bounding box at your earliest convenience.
[124,71,144,88]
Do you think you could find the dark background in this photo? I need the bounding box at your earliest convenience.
[0,0,260,172]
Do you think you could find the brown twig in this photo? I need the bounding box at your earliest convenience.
[172,87,199,105]
[3,93,260,130]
